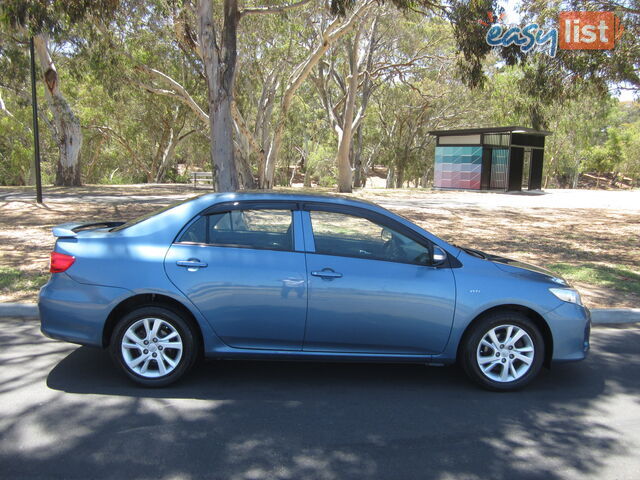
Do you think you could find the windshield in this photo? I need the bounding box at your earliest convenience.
[110,195,203,232]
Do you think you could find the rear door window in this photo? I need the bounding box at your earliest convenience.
[179,209,293,251]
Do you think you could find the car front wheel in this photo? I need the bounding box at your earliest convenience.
[110,306,197,387]
[461,312,545,391]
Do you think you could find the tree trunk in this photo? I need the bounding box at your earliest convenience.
[420,166,432,188]
[155,128,188,183]
[154,108,192,183]
[230,102,257,188]
[352,124,364,188]
[198,0,239,192]
[262,116,283,188]
[386,166,395,188]
[33,34,82,186]
[336,128,354,192]
[395,165,405,188]
[151,122,172,182]
[336,31,362,193]
[235,144,256,188]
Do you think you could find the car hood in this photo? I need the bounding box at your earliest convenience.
[460,247,566,284]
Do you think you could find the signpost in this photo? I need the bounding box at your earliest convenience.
[29,37,43,204]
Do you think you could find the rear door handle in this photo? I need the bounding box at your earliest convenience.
[176,259,208,269]
[311,268,343,279]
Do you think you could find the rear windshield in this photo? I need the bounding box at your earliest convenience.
[110,195,202,232]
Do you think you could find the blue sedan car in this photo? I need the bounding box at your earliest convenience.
[39,192,590,390]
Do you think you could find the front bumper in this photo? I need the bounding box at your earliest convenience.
[545,301,591,363]
[39,273,131,347]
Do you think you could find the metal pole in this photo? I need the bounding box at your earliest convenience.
[29,37,43,204]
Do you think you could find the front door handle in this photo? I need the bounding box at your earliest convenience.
[176,259,208,269]
[311,268,343,279]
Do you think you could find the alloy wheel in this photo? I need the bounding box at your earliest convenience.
[476,324,535,383]
[121,317,184,378]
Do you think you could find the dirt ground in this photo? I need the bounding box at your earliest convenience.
[1,184,638,308]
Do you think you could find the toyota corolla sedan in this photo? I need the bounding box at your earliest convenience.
[39,192,590,390]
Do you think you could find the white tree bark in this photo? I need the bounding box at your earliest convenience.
[0,92,15,118]
[335,27,363,193]
[33,34,83,186]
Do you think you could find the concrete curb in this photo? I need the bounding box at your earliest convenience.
[590,308,640,325]
[1,302,639,324]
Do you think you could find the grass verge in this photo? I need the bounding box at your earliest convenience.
[0,266,49,296]
[547,263,640,297]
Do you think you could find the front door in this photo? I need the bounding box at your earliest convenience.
[302,208,456,355]
[165,205,307,350]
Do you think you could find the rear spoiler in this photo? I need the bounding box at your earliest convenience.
[52,221,125,238]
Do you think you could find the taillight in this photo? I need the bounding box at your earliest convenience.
[50,252,75,273]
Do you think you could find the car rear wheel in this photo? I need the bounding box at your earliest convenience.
[110,306,197,387]
[461,311,545,391]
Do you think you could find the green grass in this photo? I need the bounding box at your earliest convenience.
[547,263,640,296]
[0,266,49,292]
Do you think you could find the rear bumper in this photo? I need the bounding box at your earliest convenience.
[39,273,131,347]
[545,302,591,363]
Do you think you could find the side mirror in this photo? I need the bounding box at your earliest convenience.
[432,246,447,266]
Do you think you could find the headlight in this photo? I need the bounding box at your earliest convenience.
[549,288,582,305]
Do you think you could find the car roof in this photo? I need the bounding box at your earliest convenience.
[190,191,384,212]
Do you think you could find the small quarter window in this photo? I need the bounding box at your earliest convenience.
[179,216,207,243]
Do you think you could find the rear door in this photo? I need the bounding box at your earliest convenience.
[302,206,456,355]
[165,202,307,350]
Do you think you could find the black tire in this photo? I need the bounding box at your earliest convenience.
[460,311,545,391]
[110,306,198,387]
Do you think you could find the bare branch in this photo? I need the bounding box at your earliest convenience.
[287,0,374,101]
[0,92,15,118]
[240,0,312,17]
[178,129,197,142]
[135,65,209,128]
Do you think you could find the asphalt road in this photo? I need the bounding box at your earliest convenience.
[1,319,639,480]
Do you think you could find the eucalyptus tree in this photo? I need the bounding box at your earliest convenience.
[168,0,376,189]
[81,1,208,183]
[311,10,379,192]
[194,0,315,191]
[257,0,376,188]
[106,0,320,190]
[311,9,465,191]
[0,0,119,186]
[0,35,35,184]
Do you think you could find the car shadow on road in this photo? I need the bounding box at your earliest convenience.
[24,326,638,479]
